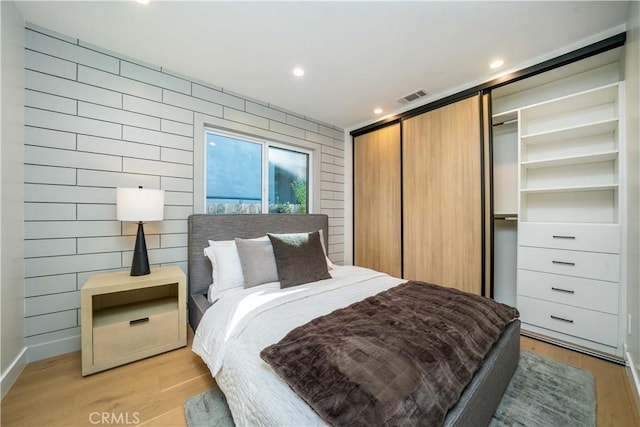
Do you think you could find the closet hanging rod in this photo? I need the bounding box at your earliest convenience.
[494,215,518,221]
[492,118,518,127]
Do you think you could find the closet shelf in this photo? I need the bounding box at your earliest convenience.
[521,150,618,169]
[520,83,619,119]
[521,183,618,194]
[520,119,618,145]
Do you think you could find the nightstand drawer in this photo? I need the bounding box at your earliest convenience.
[517,269,619,314]
[518,296,618,347]
[518,223,619,253]
[92,298,179,364]
[518,246,619,282]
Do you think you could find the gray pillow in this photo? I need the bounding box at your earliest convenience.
[268,231,331,288]
[235,237,279,288]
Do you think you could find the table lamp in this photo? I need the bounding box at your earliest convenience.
[116,186,165,276]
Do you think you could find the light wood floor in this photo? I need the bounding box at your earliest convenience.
[1,330,638,426]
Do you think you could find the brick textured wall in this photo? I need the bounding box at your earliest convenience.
[23,23,345,360]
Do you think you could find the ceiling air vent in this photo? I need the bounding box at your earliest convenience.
[396,89,427,105]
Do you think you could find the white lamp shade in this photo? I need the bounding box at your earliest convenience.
[116,187,164,221]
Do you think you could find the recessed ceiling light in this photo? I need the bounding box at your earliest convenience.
[135,0,150,5]
[292,67,305,77]
[490,59,504,69]
[374,108,383,115]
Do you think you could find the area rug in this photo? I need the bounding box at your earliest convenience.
[184,350,596,427]
[184,385,234,427]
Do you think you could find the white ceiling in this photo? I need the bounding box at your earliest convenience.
[14,1,630,130]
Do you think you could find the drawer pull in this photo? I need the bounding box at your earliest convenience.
[552,235,576,240]
[129,317,149,326]
[551,287,575,294]
[550,315,574,324]
[552,260,576,266]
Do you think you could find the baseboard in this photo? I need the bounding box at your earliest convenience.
[626,350,640,409]
[521,329,625,364]
[27,334,80,363]
[1,347,27,400]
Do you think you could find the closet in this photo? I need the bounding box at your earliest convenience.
[352,34,627,361]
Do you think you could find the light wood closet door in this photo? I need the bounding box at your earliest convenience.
[354,124,402,277]
[402,96,482,294]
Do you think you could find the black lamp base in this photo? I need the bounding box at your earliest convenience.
[130,221,150,276]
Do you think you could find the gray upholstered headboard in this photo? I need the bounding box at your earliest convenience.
[187,214,329,329]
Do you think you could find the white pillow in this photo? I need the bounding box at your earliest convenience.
[318,229,335,270]
[204,240,244,303]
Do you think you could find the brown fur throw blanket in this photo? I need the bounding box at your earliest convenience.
[260,280,519,427]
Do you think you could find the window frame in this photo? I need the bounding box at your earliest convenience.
[203,128,314,214]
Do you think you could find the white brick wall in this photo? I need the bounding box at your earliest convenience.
[23,24,346,360]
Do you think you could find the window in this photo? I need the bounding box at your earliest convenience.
[206,130,310,214]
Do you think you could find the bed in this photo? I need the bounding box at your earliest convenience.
[188,213,520,426]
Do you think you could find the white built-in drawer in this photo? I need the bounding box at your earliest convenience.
[517,269,619,314]
[518,246,619,282]
[518,222,620,253]
[517,296,618,347]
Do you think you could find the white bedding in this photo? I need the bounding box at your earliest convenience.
[192,265,405,426]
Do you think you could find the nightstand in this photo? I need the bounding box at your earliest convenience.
[81,265,187,376]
